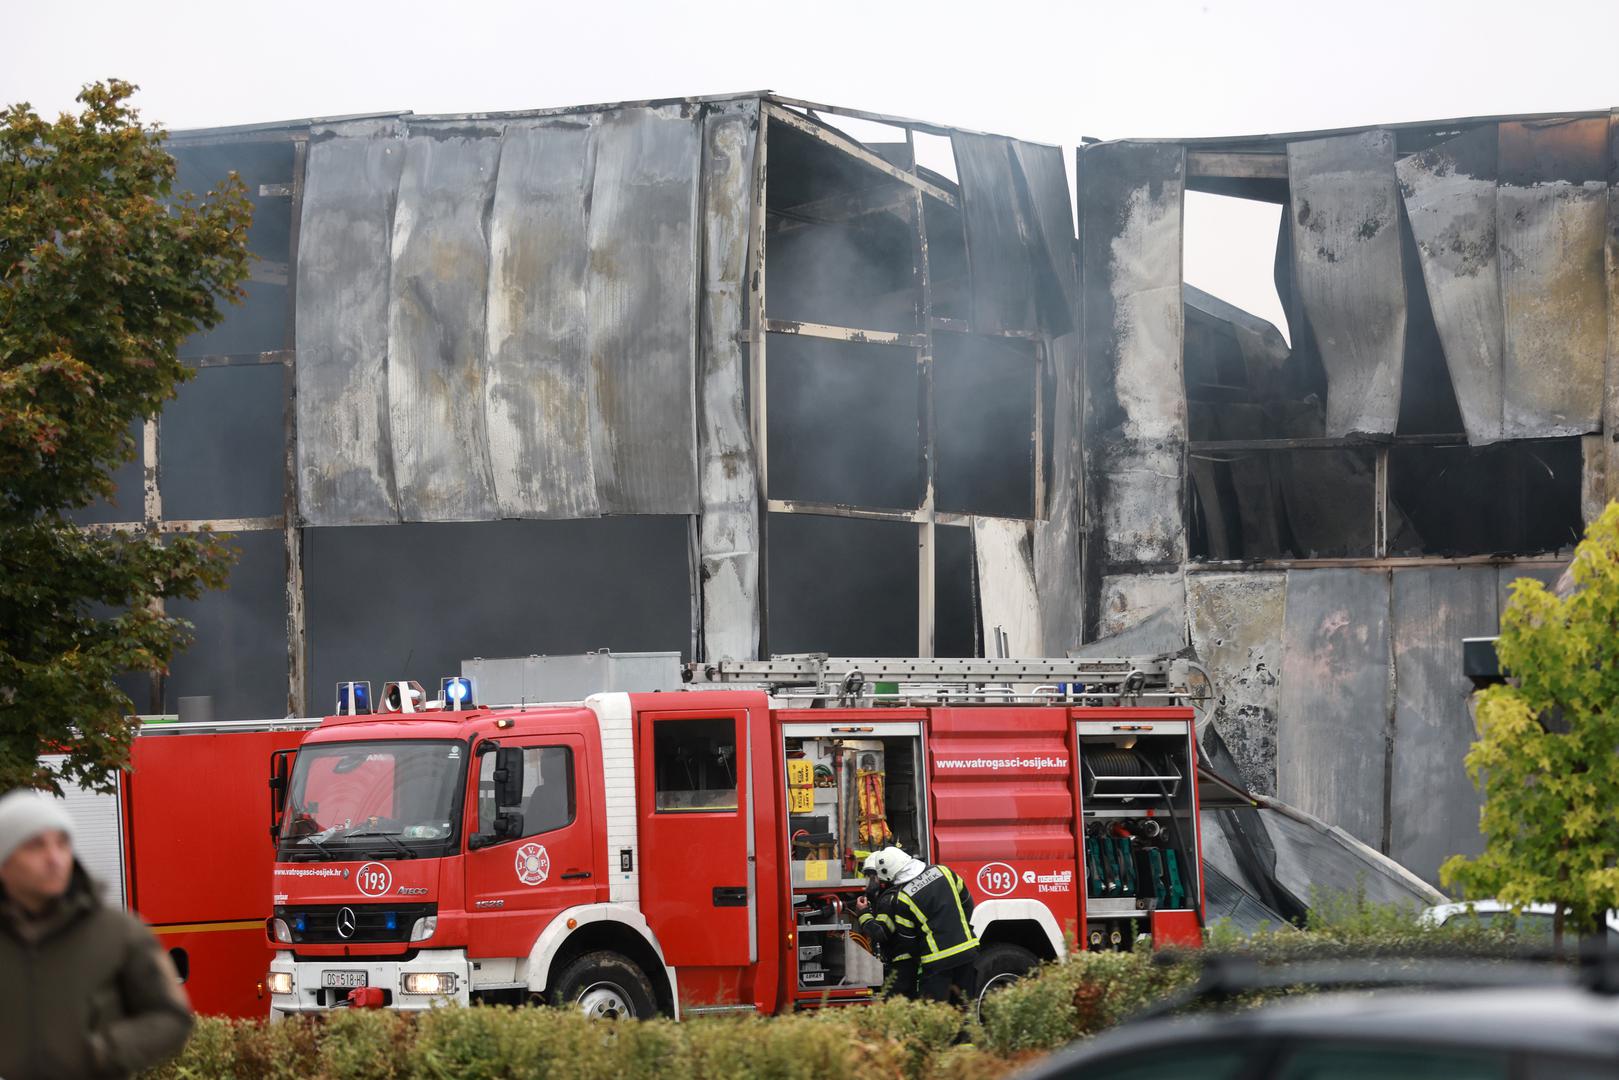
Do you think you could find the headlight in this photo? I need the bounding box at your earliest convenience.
[269,918,292,943]
[408,915,438,942]
[266,970,294,995]
[402,972,456,995]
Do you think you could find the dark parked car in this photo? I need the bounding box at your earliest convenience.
[1018,982,1619,1079]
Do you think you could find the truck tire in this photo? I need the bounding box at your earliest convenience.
[549,951,657,1020]
[973,943,1039,1016]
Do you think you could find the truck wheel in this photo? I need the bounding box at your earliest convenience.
[549,951,657,1020]
[973,943,1039,1016]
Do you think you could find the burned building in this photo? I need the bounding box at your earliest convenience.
[80,95,1615,891]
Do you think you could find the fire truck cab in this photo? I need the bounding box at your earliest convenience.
[265,657,1225,1018]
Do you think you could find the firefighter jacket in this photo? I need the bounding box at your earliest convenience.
[894,863,978,971]
[857,886,916,964]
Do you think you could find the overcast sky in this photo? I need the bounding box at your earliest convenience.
[9,0,1619,332]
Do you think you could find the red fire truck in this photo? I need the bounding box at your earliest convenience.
[53,719,315,1018]
[265,656,1239,1018]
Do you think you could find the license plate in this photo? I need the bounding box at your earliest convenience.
[322,970,368,989]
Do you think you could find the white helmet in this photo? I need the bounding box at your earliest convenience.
[869,846,910,883]
[861,851,883,876]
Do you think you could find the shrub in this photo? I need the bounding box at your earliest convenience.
[975,951,1196,1056]
[824,997,961,1078]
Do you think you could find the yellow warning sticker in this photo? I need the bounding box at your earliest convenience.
[804,860,829,882]
[789,787,814,813]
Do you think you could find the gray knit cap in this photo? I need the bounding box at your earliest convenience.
[0,789,76,867]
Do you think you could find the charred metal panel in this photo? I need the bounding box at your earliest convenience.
[1396,126,1505,443]
[387,122,503,521]
[696,101,761,661]
[1079,141,1186,594]
[165,530,289,720]
[1277,569,1392,850]
[1286,131,1407,437]
[1498,561,1565,614]
[1012,140,1078,335]
[304,518,693,700]
[1389,567,1496,884]
[1094,572,1186,655]
[766,514,917,657]
[161,365,285,519]
[1605,110,1619,502]
[485,118,600,519]
[953,134,1038,334]
[1498,118,1608,440]
[1187,572,1285,796]
[1033,332,1084,654]
[295,119,404,525]
[973,519,1042,656]
[585,106,702,514]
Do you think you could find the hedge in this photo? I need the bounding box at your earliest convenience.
[144,903,1533,1080]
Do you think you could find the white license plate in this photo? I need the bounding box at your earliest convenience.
[322,970,368,989]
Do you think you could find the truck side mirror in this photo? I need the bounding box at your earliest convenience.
[493,811,524,839]
[268,749,296,844]
[492,746,524,809]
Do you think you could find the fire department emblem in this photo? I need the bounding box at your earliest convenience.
[515,843,550,886]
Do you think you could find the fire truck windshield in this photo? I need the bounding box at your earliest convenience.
[278,739,466,859]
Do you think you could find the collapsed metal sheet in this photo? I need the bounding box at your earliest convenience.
[485,118,600,519]
[1389,567,1497,884]
[387,123,503,521]
[1277,568,1392,850]
[295,119,404,525]
[1187,572,1285,796]
[1078,141,1186,581]
[1286,131,1407,437]
[586,106,702,514]
[1254,797,1443,908]
[973,519,1042,656]
[953,133,1038,335]
[1033,330,1084,654]
[696,100,761,661]
[1397,126,1505,443]
[1498,119,1608,440]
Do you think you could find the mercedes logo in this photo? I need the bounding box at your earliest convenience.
[336,906,357,939]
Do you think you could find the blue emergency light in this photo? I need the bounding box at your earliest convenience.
[336,681,372,716]
[440,677,474,711]
[384,911,397,931]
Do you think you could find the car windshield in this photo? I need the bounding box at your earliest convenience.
[278,740,465,858]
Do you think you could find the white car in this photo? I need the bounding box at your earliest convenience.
[1421,900,1619,938]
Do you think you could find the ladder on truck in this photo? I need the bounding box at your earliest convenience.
[684,654,1211,709]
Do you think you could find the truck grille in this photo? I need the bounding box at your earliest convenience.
[274,903,435,944]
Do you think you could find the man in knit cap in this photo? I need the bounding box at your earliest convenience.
[0,788,193,1080]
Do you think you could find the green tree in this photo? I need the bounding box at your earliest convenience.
[1441,502,1619,946]
[1,80,252,793]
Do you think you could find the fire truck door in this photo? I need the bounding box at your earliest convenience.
[464,733,598,956]
[636,708,753,966]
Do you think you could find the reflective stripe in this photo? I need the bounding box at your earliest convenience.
[900,865,979,966]
[918,938,977,966]
[894,915,916,929]
[898,893,938,957]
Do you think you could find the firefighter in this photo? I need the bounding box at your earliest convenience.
[854,848,919,998]
[889,850,979,1007]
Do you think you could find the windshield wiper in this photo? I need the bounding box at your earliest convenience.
[292,832,340,861]
[344,827,418,860]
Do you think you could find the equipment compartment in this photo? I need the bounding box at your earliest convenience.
[1076,722,1200,948]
